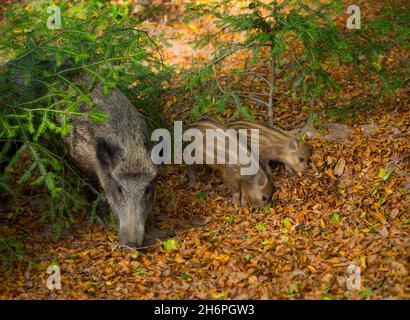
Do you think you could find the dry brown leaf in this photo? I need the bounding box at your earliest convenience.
[334,158,346,177]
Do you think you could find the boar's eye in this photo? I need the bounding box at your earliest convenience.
[144,184,153,197]
[262,196,268,202]
[298,157,305,163]
[116,185,124,196]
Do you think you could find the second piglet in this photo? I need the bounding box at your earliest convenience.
[229,120,312,176]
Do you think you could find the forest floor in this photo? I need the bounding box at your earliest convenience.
[0,0,409,299]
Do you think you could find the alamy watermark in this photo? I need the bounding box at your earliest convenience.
[46,264,61,290]
[46,5,62,30]
[150,121,260,176]
[346,5,361,30]
[346,263,361,290]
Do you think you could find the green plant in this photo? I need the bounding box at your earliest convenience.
[0,237,34,272]
[183,0,409,125]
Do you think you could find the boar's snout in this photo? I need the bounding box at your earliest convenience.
[119,221,145,248]
[113,190,155,248]
[106,180,156,248]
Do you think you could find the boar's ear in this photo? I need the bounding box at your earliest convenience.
[95,137,121,172]
[288,139,298,151]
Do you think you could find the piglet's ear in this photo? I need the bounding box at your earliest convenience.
[257,173,268,188]
[288,139,298,151]
[95,137,121,172]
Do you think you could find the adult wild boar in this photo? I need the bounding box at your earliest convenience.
[65,79,157,247]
